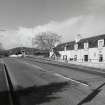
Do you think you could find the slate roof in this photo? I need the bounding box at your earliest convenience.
[55,34,105,51]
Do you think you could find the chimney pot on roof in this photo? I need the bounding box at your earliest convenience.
[75,34,82,43]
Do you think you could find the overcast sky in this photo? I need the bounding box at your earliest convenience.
[0,0,105,49]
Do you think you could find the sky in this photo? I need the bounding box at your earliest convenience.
[0,0,105,49]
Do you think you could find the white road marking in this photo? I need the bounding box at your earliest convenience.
[19,60,89,87]
[54,73,89,87]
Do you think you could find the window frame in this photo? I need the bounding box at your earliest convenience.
[84,42,88,50]
[98,39,104,49]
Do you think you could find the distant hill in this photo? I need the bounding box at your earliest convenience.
[0,50,9,58]
[0,47,49,58]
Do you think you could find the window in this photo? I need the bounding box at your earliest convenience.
[98,39,104,48]
[74,44,78,50]
[84,42,88,49]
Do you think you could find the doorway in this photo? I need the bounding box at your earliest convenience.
[84,55,88,62]
[99,54,103,62]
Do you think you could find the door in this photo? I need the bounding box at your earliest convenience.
[63,55,67,60]
[99,54,103,62]
[84,55,88,62]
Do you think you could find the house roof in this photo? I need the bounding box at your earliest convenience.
[55,34,105,51]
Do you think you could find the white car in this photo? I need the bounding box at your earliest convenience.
[9,54,18,57]
[17,54,22,57]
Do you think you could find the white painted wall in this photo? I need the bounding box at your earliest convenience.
[59,47,105,63]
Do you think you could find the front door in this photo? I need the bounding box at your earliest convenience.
[99,54,103,62]
[84,55,88,62]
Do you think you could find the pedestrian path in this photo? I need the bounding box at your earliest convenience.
[56,58,105,69]
[68,61,105,70]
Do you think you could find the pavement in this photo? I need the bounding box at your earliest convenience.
[41,56,105,70]
[55,59,105,70]
[68,61,105,70]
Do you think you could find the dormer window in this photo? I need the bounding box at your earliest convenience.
[98,39,104,48]
[74,44,78,50]
[84,42,88,49]
[64,46,67,51]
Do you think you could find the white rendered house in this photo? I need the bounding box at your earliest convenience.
[55,34,105,63]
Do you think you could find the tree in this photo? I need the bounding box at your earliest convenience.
[33,32,61,50]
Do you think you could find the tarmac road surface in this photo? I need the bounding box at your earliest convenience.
[1,57,105,105]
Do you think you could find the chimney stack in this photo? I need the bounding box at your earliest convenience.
[75,34,82,43]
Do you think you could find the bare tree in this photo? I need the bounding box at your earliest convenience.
[33,32,61,50]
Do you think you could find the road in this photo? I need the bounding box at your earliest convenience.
[1,57,105,105]
[21,57,105,89]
